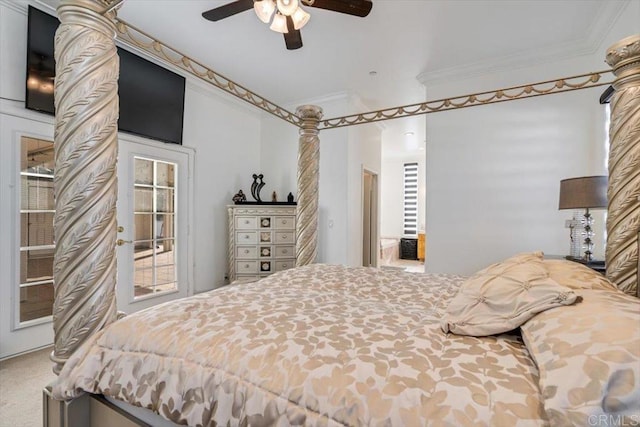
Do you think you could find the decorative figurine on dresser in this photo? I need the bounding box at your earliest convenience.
[228,174,297,284]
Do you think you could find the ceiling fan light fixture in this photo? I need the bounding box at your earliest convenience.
[270,12,289,33]
[276,0,298,16]
[291,6,310,30]
[254,0,276,23]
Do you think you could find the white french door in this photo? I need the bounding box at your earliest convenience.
[0,119,194,359]
[116,138,193,314]
[0,113,56,360]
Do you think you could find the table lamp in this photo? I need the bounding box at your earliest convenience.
[559,175,608,261]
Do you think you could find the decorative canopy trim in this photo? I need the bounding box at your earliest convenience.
[114,17,300,126]
[111,18,613,131]
[319,71,613,129]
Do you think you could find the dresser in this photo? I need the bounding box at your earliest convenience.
[228,205,297,283]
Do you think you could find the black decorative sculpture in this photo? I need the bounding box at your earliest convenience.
[287,192,294,203]
[232,189,246,203]
[251,173,265,202]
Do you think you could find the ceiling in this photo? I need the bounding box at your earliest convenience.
[114,1,621,111]
[38,0,627,155]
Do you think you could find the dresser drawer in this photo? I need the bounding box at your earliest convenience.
[259,217,272,228]
[275,231,294,244]
[236,231,257,244]
[259,231,272,243]
[275,260,295,271]
[259,260,272,273]
[236,216,257,229]
[236,246,257,259]
[274,216,295,230]
[275,246,295,258]
[236,260,258,274]
[259,246,273,258]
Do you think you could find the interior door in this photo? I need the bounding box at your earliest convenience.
[362,169,379,267]
[116,137,193,314]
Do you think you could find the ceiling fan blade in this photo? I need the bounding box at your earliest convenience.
[284,16,303,50]
[305,0,372,17]
[202,0,254,21]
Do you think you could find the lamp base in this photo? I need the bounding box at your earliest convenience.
[582,208,594,262]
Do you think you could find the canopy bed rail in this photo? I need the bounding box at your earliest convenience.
[318,71,614,129]
[44,0,639,423]
[112,16,299,127]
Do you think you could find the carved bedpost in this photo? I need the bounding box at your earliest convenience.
[295,105,323,266]
[604,34,640,297]
[51,0,120,374]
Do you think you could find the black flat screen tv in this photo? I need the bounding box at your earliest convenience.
[25,6,186,145]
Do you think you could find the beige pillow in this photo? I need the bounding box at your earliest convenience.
[543,259,617,291]
[521,288,640,425]
[441,252,578,336]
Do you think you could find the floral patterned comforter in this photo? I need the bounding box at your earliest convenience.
[53,264,547,426]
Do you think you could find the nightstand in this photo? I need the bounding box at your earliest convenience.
[546,255,606,275]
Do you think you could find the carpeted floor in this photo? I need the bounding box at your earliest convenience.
[0,347,55,427]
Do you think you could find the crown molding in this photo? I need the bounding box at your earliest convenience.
[284,90,351,110]
[185,78,262,118]
[347,92,386,131]
[417,0,629,86]
[583,0,630,54]
[285,91,386,131]
[1,0,59,15]
[0,0,28,14]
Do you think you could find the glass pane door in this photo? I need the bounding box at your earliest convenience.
[133,157,177,298]
[116,138,191,314]
[19,137,55,323]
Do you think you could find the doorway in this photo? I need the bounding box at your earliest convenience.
[362,169,379,267]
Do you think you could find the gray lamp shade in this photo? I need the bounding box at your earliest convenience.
[558,176,608,210]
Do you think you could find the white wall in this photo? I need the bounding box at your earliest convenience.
[347,119,382,267]
[422,2,639,275]
[259,115,299,202]
[184,80,262,292]
[0,0,262,358]
[260,93,382,266]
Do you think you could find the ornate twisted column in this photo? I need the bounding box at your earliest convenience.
[295,105,323,266]
[51,0,120,374]
[605,35,640,297]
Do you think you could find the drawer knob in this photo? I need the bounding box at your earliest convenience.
[282,220,287,224]
[245,264,250,269]
[244,249,249,254]
[283,264,288,268]
[245,220,250,224]
[245,235,249,239]
[282,235,287,239]
[282,249,288,254]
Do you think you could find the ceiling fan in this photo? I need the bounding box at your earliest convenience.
[202,0,373,50]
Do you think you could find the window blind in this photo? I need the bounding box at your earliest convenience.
[403,162,418,236]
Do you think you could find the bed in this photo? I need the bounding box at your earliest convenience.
[50,256,640,426]
[44,2,640,426]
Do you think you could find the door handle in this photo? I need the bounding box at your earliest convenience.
[116,239,133,246]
